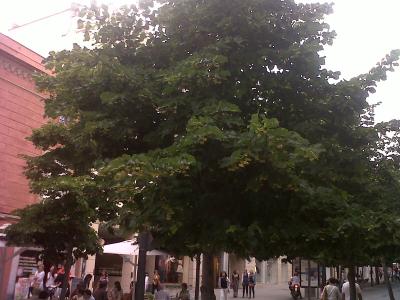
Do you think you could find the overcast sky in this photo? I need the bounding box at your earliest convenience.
[1,0,399,122]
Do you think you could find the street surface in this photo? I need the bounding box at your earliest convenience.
[203,282,400,300]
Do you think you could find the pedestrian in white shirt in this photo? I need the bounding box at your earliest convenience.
[341,276,362,300]
[46,266,57,288]
[321,278,340,300]
[33,264,45,293]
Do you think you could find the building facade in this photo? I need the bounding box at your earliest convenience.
[0,33,49,300]
[93,247,292,297]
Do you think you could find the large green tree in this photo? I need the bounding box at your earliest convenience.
[6,1,400,300]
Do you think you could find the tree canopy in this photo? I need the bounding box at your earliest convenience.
[5,1,400,299]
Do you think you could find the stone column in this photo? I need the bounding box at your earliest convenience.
[189,255,201,288]
[222,252,229,273]
[277,257,282,284]
[145,256,155,277]
[6,247,20,300]
[260,261,266,284]
[271,259,278,284]
[83,222,99,290]
[121,255,135,292]
[288,262,293,281]
[182,256,192,285]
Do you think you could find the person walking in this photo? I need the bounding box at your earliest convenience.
[320,278,340,300]
[71,288,85,300]
[341,275,363,300]
[93,281,108,300]
[54,265,70,299]
[83,289,95,300]
[176,283,190,300]
[99,271,109,289]
[46,266,57,289]
[70,282,85,299]
[219,271,230,300]
[83,274,93,290]
[145,273,150,292]
[152,270,161,294]
[31,264,45,296]
[248,271,256,298]
[242,270,249,298]
[110,281,123,300]
[231,270,240,298]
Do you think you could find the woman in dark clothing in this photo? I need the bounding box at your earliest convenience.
[93,281,108,300]
[242,270,249,298]
[219,271,229,300]
[248,271,256,298]
[231,270,240,298]
[83,274,93,289]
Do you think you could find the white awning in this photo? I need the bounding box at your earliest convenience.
[103,240,168,256]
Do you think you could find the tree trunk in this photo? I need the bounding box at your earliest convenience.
[321,265,326,287]
[391,265,394,283]
[60,247,73,300]
[382,259,395,300]
[376,266,380,285]
[370,266,374,287]
[320,265,326,296]
[337,266,342,290]
[135,232,149,300]
[348,266,357,300]
[200,253,216,300]
[307,260,311,300]
[195,254,201,300]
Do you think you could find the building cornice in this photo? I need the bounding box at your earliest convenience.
[0,54,35,82]
[0,33,51,75]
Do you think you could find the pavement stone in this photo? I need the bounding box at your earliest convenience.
[197,282,400,300]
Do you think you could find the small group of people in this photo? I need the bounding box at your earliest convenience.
[241,270,256,298]
[218,269,256,300]
[85,280,123,300]
[141,269,190,300]
[88,271,124,300]
[320,276,363,300]
[25,265,124,300]
[289,272,364,300]
[28,263,77,299]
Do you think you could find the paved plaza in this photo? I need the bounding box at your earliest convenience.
[204,282,400,300]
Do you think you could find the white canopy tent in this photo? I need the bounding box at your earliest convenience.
[103,240,168,256]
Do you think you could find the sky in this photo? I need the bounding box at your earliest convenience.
[0,0,399,122]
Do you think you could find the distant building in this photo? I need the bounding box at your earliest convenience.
[96,234,292,294]
[0,33,49,300]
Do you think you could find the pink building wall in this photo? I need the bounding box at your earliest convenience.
[0,33,49,300]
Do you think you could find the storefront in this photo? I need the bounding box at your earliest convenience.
[155,255,184,283]
[292,258,323,288]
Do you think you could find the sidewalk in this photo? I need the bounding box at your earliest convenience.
[191,284,293,300]
[363,282,400,300]
[198,282,400,300]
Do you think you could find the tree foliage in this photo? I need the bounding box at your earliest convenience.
[5,2,400,299]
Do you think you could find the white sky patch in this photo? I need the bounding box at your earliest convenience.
[1,0,399,122]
